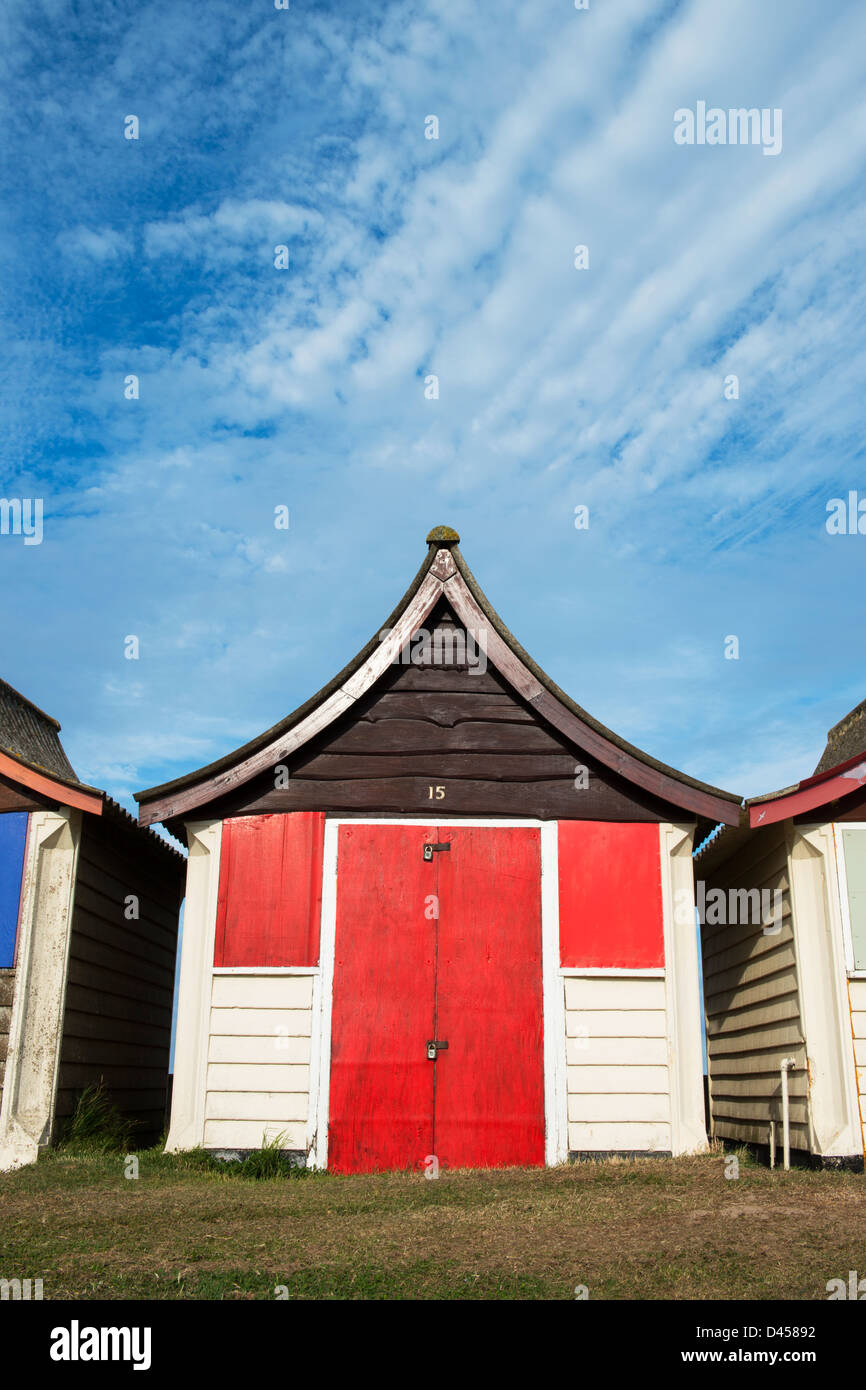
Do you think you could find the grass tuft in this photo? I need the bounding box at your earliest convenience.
[230,1133,309,1181]
[64,1080,138,1154]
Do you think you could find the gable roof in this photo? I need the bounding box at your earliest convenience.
[0,677,103,814]
[748,751,866,828]
[0,675,186,865]
[745,696,866,828]
[0,677,79,782]
[135,526,743,829]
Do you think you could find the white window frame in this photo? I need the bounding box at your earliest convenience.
[832,821,866,976]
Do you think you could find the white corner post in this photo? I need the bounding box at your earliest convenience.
[0,810,82,1172]
[660,822,708,1155]
[787,824,861,1158]
[540,820,568,1166]
[165,820,222,1153]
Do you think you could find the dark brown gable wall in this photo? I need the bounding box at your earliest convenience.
[0,773,49,814]
[202,604,691,825]
[55,814,184,1144]
[795,781,866,823]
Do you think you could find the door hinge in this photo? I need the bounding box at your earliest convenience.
[423,842,451,861]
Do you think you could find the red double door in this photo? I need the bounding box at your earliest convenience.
[328,824,545,1173]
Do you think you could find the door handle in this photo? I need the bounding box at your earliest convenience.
[426,1040,449,1060]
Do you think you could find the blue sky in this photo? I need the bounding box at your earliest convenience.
[2,0,866,829]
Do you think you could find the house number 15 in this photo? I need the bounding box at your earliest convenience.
[428,785,446,799]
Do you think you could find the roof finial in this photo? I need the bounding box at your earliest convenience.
[426,525,460,546]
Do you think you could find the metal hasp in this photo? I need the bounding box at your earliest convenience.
[423,842,451,861]
[426,1040,449,1060]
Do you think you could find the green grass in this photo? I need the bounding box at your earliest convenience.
[1,1144,864,1300]
[61,1079,139,1154]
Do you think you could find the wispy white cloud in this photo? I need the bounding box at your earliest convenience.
[61,224,132,261]
[1,0,865,810]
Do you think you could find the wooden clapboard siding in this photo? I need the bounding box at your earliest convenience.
[205,603,689,825]
[0,968,14,1116]
[209,1033,310,1065]
[204,972,313,1151]
[700,826,809,1150]
[563,974,672,1153]
[203,1119,308,1148]
[54,813,183,1142]
[209,1007,312,1035]
[848,978,866,1153]
[211,974,312,1009]
[565,1035,668,1066]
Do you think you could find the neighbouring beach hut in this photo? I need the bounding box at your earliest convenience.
[0,678,185,1170]
[695,698,866,1169]
[136,526,741,1172]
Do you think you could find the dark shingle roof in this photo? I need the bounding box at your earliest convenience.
[0,677,78,781]
[0,677,184,861]
[814,697,866,776]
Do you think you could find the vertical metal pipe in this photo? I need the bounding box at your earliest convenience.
[780,1059,796,1171]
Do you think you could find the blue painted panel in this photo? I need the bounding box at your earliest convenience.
[0,813,28,967]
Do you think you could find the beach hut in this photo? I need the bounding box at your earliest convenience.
[696,697,866,1168]
[0,678,184,1170]
[136,526,741,1172]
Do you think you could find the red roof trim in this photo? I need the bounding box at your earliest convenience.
[0,750,104,816]
[749,757,866,827]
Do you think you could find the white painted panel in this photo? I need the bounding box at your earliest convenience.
[207,1064,310,1092]
[565,1010,667,1038]
[568,1093,671,1123]
[852,1012,866,1037]
[566,1036,668,1067]
[211,974,314,1010]
[205,1090,308,1122]
[208,1034,311,1065]
[854,1040,866,1067]
[568,1121,672,1152]
[566,1066,669,1094]
[209,1007,312,1037]
[564,976,666,1012]
[203,1119,307,1149]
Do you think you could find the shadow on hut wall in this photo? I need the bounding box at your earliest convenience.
[54,805,185,1151]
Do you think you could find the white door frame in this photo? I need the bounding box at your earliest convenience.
[832,822,866,975]
[306,817,568,1170]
